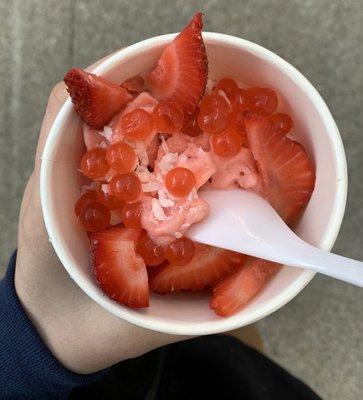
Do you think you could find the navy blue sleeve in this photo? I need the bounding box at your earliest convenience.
[0,252,107,400]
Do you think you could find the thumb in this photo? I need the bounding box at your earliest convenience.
[35,82,68,169]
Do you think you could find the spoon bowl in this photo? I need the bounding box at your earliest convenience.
[188,189,362,288]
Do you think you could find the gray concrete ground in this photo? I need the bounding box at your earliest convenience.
[0,0,362,398]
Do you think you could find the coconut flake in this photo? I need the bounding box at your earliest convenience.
[158,152,178,174]
[174,231,183,239]
[142,180,162,192]
[135,141,149,166]
[101,126,114,141]
[161,135,169,153]
[101,184,110,194]
[191,187,198,200]
[152,198,169,221]
[104,169,116,182]
[81,181,98,194]
[187,187,198,202]
[135,165,151,182]
[164,152,178,164]
[158,189,175,208]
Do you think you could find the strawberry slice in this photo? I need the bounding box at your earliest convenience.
[145,12,208,114]
[244,115,315,224]
[64,68,132,129]
[149,243,246,294]
[90,226,149,308]
[210,257,280,317]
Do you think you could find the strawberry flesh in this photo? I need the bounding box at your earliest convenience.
[245,115,315,224]
[149,243,246,294]
[91,226,149,308]
[145,12,208,114]
[64,68,132,130]
[210,257,280,317]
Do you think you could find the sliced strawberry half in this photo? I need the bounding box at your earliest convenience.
[145,12,208,114]
[90,226,149,308]
[64,68,132,129]
[244,115,315,224]
[210,257,280,317]
[149,243,246,294]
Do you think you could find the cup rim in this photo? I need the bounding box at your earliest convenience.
[40,32,348,335]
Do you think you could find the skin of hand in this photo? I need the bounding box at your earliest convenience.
[14,54,186,375]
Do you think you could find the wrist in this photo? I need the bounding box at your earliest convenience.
[15,249,183,374]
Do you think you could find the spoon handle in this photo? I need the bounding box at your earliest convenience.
[272,239,363,287]
[189,190,362,286]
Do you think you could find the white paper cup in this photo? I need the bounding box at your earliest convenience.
[40,33,347,335]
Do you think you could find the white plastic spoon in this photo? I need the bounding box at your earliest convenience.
[187,189,363,287]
